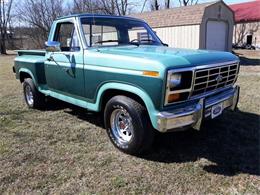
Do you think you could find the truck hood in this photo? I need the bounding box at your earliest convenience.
[95,45,239,69]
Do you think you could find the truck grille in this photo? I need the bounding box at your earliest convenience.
[191,63,239,96]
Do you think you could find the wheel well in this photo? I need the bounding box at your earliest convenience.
[101,89,146,111]
[19,72,31,83]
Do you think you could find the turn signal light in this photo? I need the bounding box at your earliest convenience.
[142,71,159,77]
[168,93,180,103]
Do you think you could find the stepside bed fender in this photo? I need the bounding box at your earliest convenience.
[18,68,37,86]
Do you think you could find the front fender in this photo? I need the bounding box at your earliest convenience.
[92,83,159,129]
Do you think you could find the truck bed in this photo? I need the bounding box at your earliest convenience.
[14,50,47,85]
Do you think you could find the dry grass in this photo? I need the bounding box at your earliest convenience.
[0,53,260,194]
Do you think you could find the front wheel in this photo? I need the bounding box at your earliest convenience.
[104,95,154,154]
[23,78,45,109]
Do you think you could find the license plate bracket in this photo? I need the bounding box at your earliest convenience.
[211,102,223,119]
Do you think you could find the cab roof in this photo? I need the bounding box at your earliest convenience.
[57,13,144,22]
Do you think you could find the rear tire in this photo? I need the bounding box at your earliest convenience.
[23,78,45,109]
[104,95,154,155]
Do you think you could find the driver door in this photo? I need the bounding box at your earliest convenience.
[45,20,85,98]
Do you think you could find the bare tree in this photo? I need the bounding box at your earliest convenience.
[165,0,170,9]
[178,0,199,6]
[0,0,13,54]
[71,0,101,14]
[141,0,148,13]
[96,0,117,14]
[150,0,160,10]
[115,0,129,15]
[71,0,133,16]
[18,0,65,48]
[98,0,131,15]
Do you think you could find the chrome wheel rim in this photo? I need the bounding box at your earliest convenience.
[110,107,133,144]
[25,85,34,106]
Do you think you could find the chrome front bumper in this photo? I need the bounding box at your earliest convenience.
[157,86,240,132]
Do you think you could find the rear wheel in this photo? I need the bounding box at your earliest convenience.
[23,78,45,109]
[104,95,154,154]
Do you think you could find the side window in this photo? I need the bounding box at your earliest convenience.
[54,22,80,52]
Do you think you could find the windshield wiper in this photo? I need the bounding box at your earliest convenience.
[127,42,139,46]
[94,40,119,44]
[129,39,158,46]
[139,39,158,44]
[94,39,140,47]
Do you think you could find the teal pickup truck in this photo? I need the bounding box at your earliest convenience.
[13,14,240,154]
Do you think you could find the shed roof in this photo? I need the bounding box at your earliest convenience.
[229,0,260,23]
[131,1,219,28]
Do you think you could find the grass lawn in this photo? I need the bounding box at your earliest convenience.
[0,53,259,194]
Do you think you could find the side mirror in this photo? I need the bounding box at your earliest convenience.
[45,41,61,52]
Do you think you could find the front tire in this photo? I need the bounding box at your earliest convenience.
[104,95,154,155]
[23,78,45,109]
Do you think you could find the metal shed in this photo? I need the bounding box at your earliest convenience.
[132,1,234,51]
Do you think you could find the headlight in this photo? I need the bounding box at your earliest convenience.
[165,70,193,105]
[169,73,182,89]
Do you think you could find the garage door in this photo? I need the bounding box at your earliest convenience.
[206,21,227,51]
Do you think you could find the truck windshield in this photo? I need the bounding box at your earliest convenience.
[80,17,162,47]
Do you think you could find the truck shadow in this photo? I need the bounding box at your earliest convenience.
[239,56,260,66]
[141,109,260,176]
[42,97,104,127]
[42,99,260,176]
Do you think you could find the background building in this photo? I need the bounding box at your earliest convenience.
[132,1,234,51]
[230,0,260,49]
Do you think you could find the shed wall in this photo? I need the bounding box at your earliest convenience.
[200,2,234,51]
[153,25,200,49]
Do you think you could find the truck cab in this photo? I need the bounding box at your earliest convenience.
[14,14,240,154]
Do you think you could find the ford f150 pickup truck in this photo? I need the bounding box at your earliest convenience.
[13,14,240,154]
